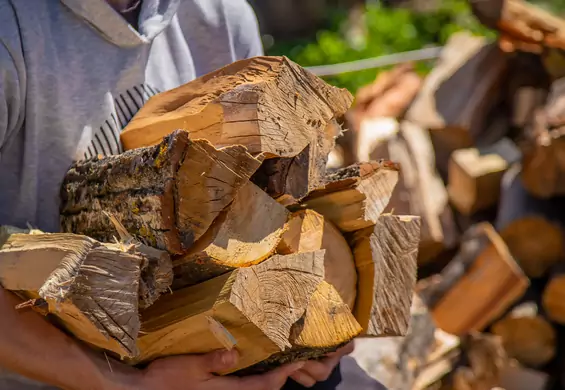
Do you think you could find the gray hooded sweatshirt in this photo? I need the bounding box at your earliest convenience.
[0,0,262,387]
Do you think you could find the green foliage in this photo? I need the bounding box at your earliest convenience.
[267,0,495,93]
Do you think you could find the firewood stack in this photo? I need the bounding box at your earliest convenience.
[0,57,421,374]
[343,0,565,388]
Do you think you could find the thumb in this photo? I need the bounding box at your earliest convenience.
[196,349,239,375]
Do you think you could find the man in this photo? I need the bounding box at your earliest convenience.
[0,0,354,389]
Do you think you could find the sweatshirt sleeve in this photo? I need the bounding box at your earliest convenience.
[231,0,264,59]
[0,2,25,152]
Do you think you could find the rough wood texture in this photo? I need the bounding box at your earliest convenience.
[172,182,289,289]
[405,32,508,174]
[277,209,357,308]
[243,281,362,374]
[372,121,458,264]
[135,251,325,373]
[121,56,353,203]
[0,232,171,359]
[497,164,565,278]
[61,130,260,254]
[418,223,528,336]
[522,78,565,198]
[349,214,420,337]
[469,0,565,52]
[297,160,399,232]
[491,302,556,367]
[448,138,521,215]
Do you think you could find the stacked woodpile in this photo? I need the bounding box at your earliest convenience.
[342,1,565,389]
[0,57,421,374]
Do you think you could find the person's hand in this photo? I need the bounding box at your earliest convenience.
[289,342,354,388]
[134,349,305,390]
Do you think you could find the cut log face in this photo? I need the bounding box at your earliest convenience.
[135,251,325,373]
[448,138,521,215]
[120,57,353,204]
[542,265,565,324]
[419,223,529,336]
[372,121,458,264]
[277,209,357,309]
[405,32,508,173]
[172,182,289,289]
[298,161,399,232]
[491,302,556,367]
[350,214,420,337]
[61,130,260,254]
[0,232,171,359]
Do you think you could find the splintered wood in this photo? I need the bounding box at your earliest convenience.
[121,56,353,204]
[61,130,260,254]
[0,231,171,359]
[350,214,420,336]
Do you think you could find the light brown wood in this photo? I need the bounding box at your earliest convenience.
[372,121,458,264]
[298,161,399,232]
[135,251,326,373]
[419,223,529,336]
[172,181,289,289]
[542,266,565,324]
[277,209,357,309]
[522,78,565,198]
[491,302,556,367]
[0,232,172,359]
[61,130,260,254]
[121,56,353,203]
[405,32,508,174]
[448,138,521,215]
[349,214,420,337]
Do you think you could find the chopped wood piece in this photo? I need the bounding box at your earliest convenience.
[469,0,565,52]
[522,78,565,198]
[277,209,357,308]
[172,182,289,289]
[135,251,325,373]
[419,223,528,336]
[121,57,353,203]
[497,164,565,278]
[297,160,399,232]
[351,294,439,390]
[491,302,556,367]
[405,32,508,174]
[349,214,420,336]
[0,232,171,359]
[499,365,550,390]
[242,281,362,374]
[61,130,260,254]
[542,265,565,324]
[372,121,458,264]
[448,138,521,215]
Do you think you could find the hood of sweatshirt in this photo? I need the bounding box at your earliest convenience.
[60,0,180,47]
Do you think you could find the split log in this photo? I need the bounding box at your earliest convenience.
[136,251,338,373]
[276,209,357,309]
[171,181,289,289]
[349,214,420,336]
[0,232,171,359]
[468,0,565,52]
[497,164,565,278]
[522,78,565,198]
[371,121,458,264]
[297,160,399,232]
[418,223,528,336]
[121,56,353,203]
[405,32,508,175]
[447,138,521,215]
[242,280,362,374]
[542,264,565,324]
[61,130,260,254]
[491,302,556,367]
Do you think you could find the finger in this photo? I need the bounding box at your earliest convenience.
[298,356,341,382]
[327,341,355,358]
[240,361,306,390]
[290,370,317,388]
[188,349,239,377]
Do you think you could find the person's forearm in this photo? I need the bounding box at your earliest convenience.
[0,287,142,390]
